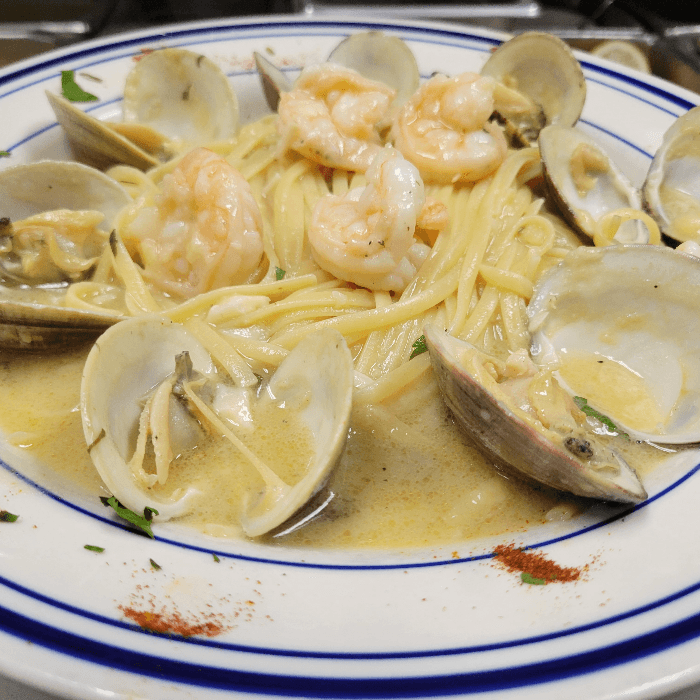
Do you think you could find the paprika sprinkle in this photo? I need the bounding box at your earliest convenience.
[119,603,228,637]
[493,544,584,585]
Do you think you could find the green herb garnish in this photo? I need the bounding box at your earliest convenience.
[275,267,286,281]
[84,544,105,552]
[100,496,158,538]
[61,70,98,102]
[521,572,546,585]
[0,151,10,158]
[213,553,220,563]
[410,334,428,359]
[573,396,629,439]
[0,510,19,522]
[150,558,162,570]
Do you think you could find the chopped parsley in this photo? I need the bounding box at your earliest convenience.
[84,544,105,553]
[61,70,98,102]
[275,267,286,281]
[213,553,221,563]
[0,151,10,158]
[100,496,158,538]
[573,396,629,439]
[150,558,162,570]
[0,510,19,522]
[410,334,428,359]
[521,572,546,585]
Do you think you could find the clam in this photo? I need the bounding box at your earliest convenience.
[528,244,700,444]
[254,31,419,121]
[481,32,586,146]
[253,51,292,112]
[425,324,647,503]
[327,31,419,124]
[539,124,651,244]
[425,324,646,503]
[48,48,239,171]
[81,315,354,537]
[0,160,131,349]
[643,104,700,244]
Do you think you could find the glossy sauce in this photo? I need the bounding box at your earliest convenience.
[0,344,666,549]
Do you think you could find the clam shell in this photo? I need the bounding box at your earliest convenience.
[425,324,647,503]
[482,32,586,146]
[81,315,214,519]
[253,51,292,112]
[328,32,419,112]
[0,160,130,349]
[81,317,354,535]
[539,124,644,242]
[528,244,700,444]
[643,104,700,244]
[0,159,131,227]
[240,327,353,537]
[123,48,239,144]
[46,92,160,171]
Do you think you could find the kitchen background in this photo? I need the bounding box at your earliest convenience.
[2,0,700,91]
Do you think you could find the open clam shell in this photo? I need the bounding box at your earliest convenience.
[643,104,700,244]
[46,92,162,171]
[481,32,586,146]
[0,160,131,349]
[123,48,239,145]
[539,125,647,243]
[241,327,354,537]
[81,316,354,536]
[48,48,239,171]
[425,324,647,504]
[528,244,700,444]
[253,51,292,112]
[328,31,419,122]
[0,159,131,227]
[81,315,212,519]
[254,31,419,123]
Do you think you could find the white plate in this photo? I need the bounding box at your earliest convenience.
[1,14,700,700]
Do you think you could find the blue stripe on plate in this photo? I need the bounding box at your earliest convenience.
[1,18,699,695]
[4,554,700,658]
[1,596,700,695]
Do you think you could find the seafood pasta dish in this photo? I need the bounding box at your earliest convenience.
[1,30,699,550]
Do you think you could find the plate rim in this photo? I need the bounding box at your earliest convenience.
[1,14,700,700]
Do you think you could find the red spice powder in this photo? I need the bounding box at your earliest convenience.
[119,605,227,638]
[493,544,584,584]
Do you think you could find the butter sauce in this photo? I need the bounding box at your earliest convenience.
[0,345,666,549]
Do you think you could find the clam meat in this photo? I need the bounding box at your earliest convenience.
[481,32,586,146]
[528,244,700,444]
[539,124,652,244]
[80,315,354,537]
[0,160,131,349]
[425,324,647,504]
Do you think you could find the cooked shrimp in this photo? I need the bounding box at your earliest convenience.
[391,72,508,184]
[121,147,264,299]
[308,148,430,292]
[278,63,396,173]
